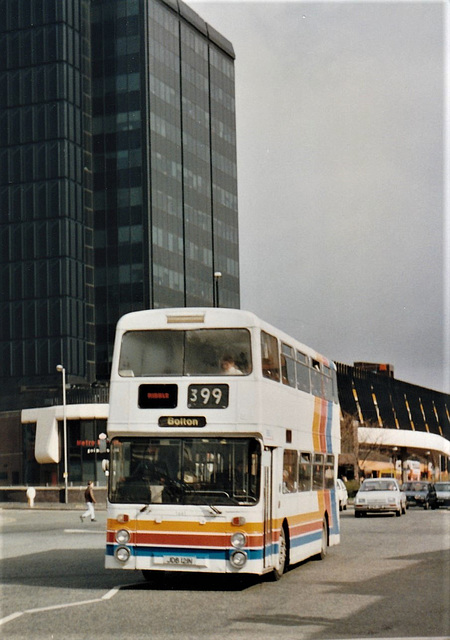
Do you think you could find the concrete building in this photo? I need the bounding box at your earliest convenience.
[336,363,450,482]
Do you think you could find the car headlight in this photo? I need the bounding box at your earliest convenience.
[115,546,131,563]
[115,529,131,544]
[231,532,247,548]
[230,549,247,568]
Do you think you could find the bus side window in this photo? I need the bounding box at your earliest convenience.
[313,453,324,490]
[281,343,295,387]
[310,359,323,397]
[322,365,334,401]
[283,449,297,493]
[298,452,312,491]
[296,351,311,393]
[331,369,339,403]
[260,331,280,382]
[324,455,334,489]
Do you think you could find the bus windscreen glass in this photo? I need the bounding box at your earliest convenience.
[109,437,261,506]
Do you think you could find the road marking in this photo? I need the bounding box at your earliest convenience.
[0,612,24,626]
[102,586,120,600]
[26,598,105,614]
[0,585,125,627]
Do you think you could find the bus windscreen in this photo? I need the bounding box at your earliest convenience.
[109,437,261,506]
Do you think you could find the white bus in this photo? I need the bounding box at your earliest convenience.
[105,308,341,580]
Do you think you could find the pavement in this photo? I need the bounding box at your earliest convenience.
[0,502,106,510]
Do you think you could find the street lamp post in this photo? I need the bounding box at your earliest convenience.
[392,446,398,482]
[56,364,68,504]
[214,271,222,308]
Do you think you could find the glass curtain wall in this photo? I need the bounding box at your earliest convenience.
[92,0,240,380]
[180,23,214,307]
[0,0,94,388]
[91,0,146,378]
[209,46,239,309]
[147,0,239,309]
[147,0,185,308]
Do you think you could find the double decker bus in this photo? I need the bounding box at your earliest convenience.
[105,308,341,580]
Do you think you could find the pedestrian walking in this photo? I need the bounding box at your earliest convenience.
[80,481,97,522]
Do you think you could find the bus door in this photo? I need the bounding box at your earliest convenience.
[262,447,275,569]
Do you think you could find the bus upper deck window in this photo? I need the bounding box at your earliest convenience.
[119,331,184,377]
[310,359,323,397]
[281,343,295,387]
[184,329,252,376]
[260,331,280,382]
[119,329,252,377]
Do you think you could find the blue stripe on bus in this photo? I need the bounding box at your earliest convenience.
[106,544,264,561]
[107,532,339,563]
[289,530,322,549]
[329,491,340,535]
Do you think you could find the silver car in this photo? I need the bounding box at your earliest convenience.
[435,482,450,508]
[354,478,407,517]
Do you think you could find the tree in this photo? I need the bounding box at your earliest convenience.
[340,412,390,480]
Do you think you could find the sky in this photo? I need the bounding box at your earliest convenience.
[191,0,449,393]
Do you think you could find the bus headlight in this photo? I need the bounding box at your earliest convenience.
[231,532,247,548]
[115,529,131,544]
[115,546,131,563]
[230,549,247,568]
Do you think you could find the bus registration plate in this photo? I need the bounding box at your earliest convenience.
[164,555,195,566]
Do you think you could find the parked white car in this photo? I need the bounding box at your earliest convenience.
[354,478,406,518]
[435,482,450,508]
[336,478,348,511]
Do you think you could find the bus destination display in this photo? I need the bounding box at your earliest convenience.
[188,384,229,409]
[138,384,178,409]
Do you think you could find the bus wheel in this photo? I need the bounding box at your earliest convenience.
[272,525,288,580]
[315,518,328,560]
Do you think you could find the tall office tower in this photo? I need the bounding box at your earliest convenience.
[91,0,239,377]
[0,0,239,407]
[0,1,96,403]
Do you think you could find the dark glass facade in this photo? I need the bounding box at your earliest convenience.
[0,0,239,402]
[91,0,239,377]
[0,0,95,394]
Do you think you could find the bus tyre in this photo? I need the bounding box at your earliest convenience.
[315,518,328,560]
[272,525,288,580]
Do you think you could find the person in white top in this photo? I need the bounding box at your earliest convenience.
[220,355,243,375]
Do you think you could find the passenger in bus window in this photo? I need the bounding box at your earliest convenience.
[220,355,243,375]
[283,469,295,493]
[299,464,311,491]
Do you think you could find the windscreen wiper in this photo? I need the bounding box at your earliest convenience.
[208,504,222,515]
[140,504,151,513]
